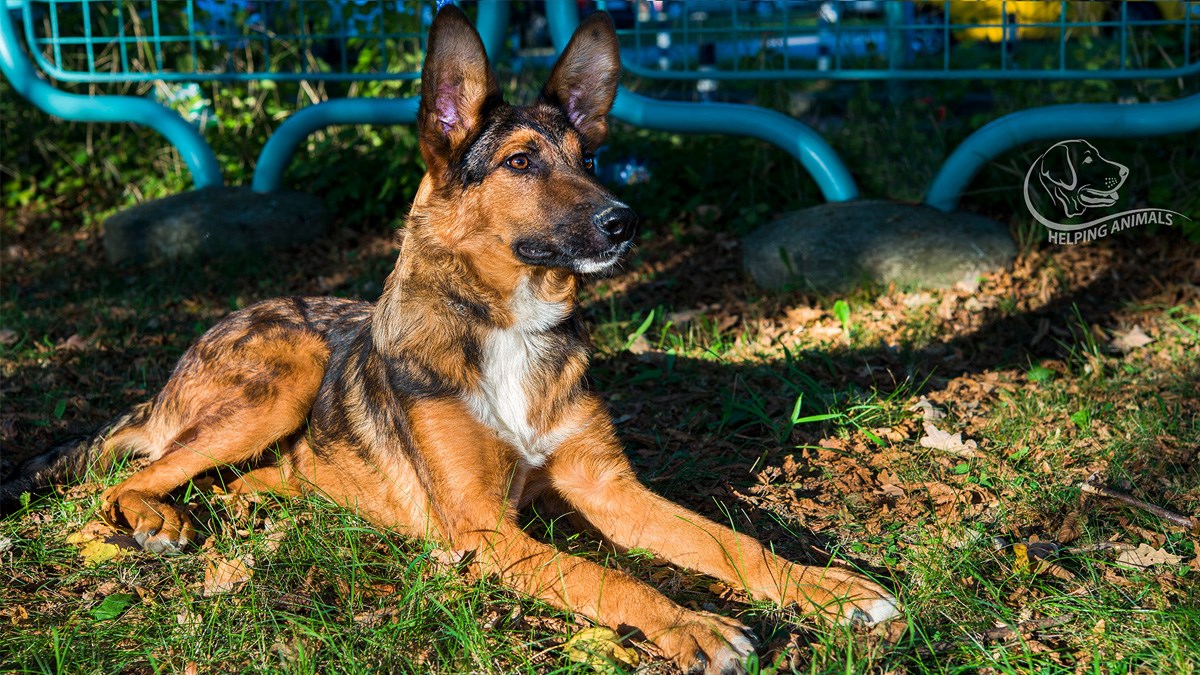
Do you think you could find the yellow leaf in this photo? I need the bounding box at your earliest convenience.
[9,605,29,625]
[564,627,639,673]
[66,522,127,565]
[79,540,124,566]
[1012,543,1030,573]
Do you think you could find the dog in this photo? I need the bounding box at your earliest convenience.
[1036,139,1128,218]
[0,8,898,673]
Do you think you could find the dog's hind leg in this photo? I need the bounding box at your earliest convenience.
[101,328,328,553]
[0,402,155,514]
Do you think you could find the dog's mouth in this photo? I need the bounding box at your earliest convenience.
[515,242,556,262]
[1079,186,1119,208]
[572,241,632,275]
[512,238,633,275]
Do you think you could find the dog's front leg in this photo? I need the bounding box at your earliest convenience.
[409,399,756,674]
[451,518,757,674]
[545,412,901,627]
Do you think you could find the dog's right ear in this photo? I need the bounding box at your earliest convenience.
[418,6,499,183]
[1038,143,1076,191]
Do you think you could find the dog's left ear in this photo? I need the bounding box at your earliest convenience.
[540,12,621,150]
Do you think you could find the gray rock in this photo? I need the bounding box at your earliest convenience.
[742,200,1016,292]
[104,187,329,265]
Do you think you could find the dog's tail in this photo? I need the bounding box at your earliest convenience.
[0,401,155,515]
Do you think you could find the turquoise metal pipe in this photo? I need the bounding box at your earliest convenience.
[545,1,858,202]
[251,97,419,192]
[0,0,222,188]
[925,92,1200,212]
[475,0,509,61]
[609,89,859,202]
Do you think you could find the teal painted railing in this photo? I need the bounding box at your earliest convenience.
[3,1,1198,209]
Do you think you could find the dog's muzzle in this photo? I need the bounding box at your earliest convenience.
[511,202,638,274]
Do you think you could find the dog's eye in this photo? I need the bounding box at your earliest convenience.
[506,154,531,171]
[1083,156,1092,164]
[583,153,595,174]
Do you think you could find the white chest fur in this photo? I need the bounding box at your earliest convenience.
[465,281,576,467]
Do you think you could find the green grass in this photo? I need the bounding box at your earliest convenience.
[10,248,1195,673]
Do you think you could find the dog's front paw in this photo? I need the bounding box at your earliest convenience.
[102,489,194,554]
[651,610,757,675]
[133,518,194,554]
[781,566,901,627]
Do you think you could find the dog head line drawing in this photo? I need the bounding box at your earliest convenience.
[1034,139,1129,218]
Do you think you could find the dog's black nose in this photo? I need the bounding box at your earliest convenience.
[594,206,637,240]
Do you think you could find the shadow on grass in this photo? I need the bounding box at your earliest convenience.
[2,223,1197,673]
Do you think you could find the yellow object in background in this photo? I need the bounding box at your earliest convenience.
[915,1,1192,42]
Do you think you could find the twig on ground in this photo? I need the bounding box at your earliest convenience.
[1063,541,1137,555]
[1080,481,1199,531]
[913,614,1076,656]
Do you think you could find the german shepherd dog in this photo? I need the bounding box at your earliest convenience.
[1,7,898,672]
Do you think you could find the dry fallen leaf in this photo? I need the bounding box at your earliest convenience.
[176,608,203,637]
[203,555,254,596]
[354,606,401,627]
[564,627,640,673]
[261,518,288,553]
[909,397,945,421]
[626,334,653,355]
[56,333,91,352]
[1115,543,1184,569]
[9,604,29,625]
[955,273,981,294]
[66,523,128,566]
[919,423,978,459]
[430,548,475,573]
[80,541,125,566]
[666,309,700,326]
[902,292,934,308]
[1056,512,1084,545]
[1110,325,1154,352]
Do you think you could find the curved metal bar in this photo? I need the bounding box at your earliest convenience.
[544,1,858,203]
[0,1,222,188]
[251,97,419,193]
[925,92,1200,212]
[610,89,859,203]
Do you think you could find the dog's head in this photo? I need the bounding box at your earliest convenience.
[1036,140,1129,218]
[412,6,634,277]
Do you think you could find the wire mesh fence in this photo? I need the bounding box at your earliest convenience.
[604,1,1200,80]
[19,0,438,82]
